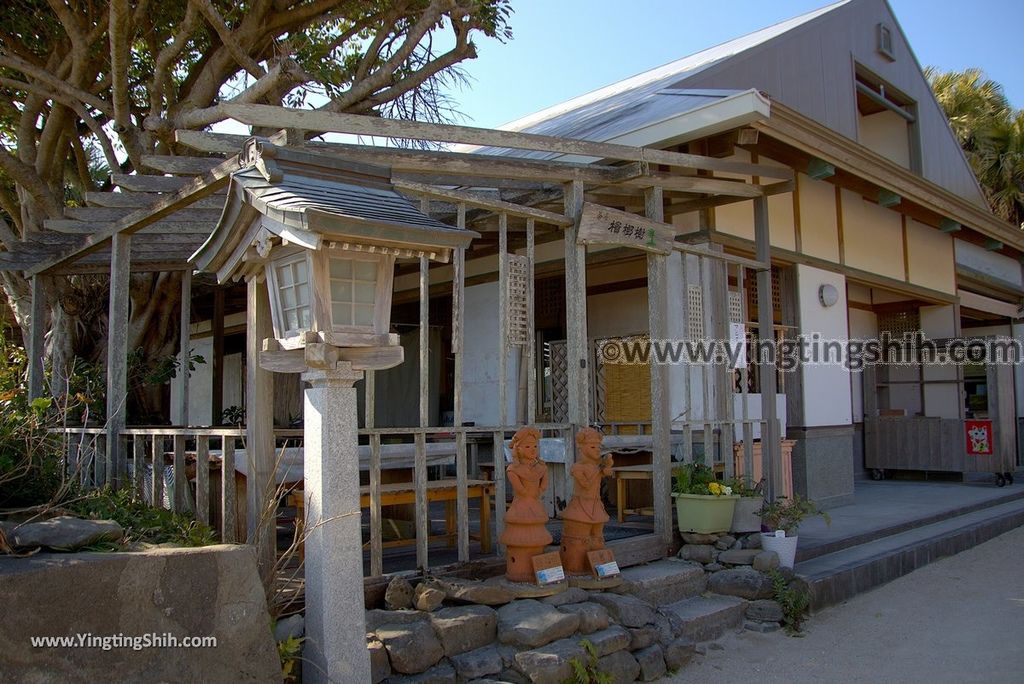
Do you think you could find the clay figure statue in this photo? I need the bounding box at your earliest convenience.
[560,427,613,575]
[499,426,553,582]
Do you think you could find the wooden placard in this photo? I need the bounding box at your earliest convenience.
[575,202,677,256]
[587,549,621,579]
[532,551,566,585]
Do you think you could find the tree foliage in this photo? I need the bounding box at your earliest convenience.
[0,0,512,420]
[927,67,1024,227]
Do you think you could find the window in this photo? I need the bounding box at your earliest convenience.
[876,23,895,61]
[328,255,378,329]
[274,254,311,334]
[855,66,920,171]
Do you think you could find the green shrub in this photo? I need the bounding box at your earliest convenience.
[768,568,811,635]
[65,486,216,548]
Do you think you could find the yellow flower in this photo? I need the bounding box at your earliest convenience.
[708,482,722,495]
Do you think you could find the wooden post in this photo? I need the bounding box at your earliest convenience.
[454,204,469,562]
[178,270,192,425]
[754,196,781,501]
[498,212,509,425]
[212,287,225,424]
[526,218,537,424]
[645,188,672,547]
[416,255,430,569]
[246,276,275,583]
[105,233,131,488]
[27,276,46,400]
[564,180,588,457]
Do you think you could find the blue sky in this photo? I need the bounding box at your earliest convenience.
[450,0,1024,128]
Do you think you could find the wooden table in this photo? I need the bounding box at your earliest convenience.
[289,478,494,556]
[612,464,655,522]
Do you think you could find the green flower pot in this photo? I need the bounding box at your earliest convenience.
[672,493,740,534]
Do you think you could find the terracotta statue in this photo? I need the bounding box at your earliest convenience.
[560,427,613,575]
[500,426,553,582]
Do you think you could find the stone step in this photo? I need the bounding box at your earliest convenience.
[616,559,707,604]
[797,497,1024,610]
[660,594,746,643]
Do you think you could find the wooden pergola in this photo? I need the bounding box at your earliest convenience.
[13,105,790,578]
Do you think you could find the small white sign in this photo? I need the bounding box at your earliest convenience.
[595,561,621,578]
[536,566,566,584]
[728,322,747,369]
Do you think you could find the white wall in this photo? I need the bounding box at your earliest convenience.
[955,240,1023,287]
[462,281,520,425]
[848,307,877,422]
[920,305,961,419]
[587,288,648,340]
[795,264,852,426]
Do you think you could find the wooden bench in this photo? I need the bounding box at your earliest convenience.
[288,479,494,557]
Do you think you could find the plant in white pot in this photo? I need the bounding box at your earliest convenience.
[726,477,763,534]
[671,463,739,534]
[756,495,830,568]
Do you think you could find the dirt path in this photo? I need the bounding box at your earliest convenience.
[670,525,1024,683]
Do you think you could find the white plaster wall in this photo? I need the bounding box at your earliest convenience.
[1014,322,1024,418]
[462,281,519,425]
[858,110,911,168]
[587,288,648,340]
[955,240,1023,287]
[795,264,852,426]
[848,307,877,422]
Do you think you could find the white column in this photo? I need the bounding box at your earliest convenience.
[302,361,370,684]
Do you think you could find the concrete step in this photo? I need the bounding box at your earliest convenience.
[797,497,1024,610]
[617,559,707,605]
[796,485,1024,563]
[660,594,746,643]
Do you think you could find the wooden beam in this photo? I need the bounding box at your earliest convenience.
[29,157,237,276]
[46,219,217,235]
[27,276,46,400]
[142,155,223,174]
[105,233,131,489]
[211,287,225,423]
[665,180,794,217]
[178,270,191,426]
[807,158,836,180]
[220,103,794,179]
[65,206,223,222]
[111,174,231,193]
[623,172,763,198]
[84,191,226,209]
[246,277,275,584]
[939,218,961,233]
[393,179,572,226]
[564,180,589,432]
[753,196,781,502]
[878,189,902,208]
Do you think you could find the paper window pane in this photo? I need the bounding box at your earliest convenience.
[329,257,352,279]
[332,303,351,326]
[354,304,374,326]
[286,310,299,331]
[293,259,308,283]
[281,287,295,309]
[298,306,311,329]
[355,260,377,281]
[331,280,353,303]
[277,265,293,287]
[295,283,309,307]
[354,282,375,304]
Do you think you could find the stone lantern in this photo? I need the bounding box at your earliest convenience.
[191,138,477,683]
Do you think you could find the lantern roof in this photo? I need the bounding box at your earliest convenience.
[191,138,477,283]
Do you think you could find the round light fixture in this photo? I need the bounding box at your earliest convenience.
[818,283,839,308]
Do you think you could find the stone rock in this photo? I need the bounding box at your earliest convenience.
[745,599,784,623]
[11,516,123,551]
[0,545,279,683]
[596,650,640,684]
[450,645,504,680]
[366,609,427,632]
[714,535,736,550]
[628,625,658,650]
[496,644,518,667]
[385,577,416,610]
[590,593,656,628]
[496,599,580,649]
[634,644,666,682]
[752,550,780,573]
[663,637,696,670]
[513,636,586,684]
[743,533,762,549]
[556,602,609,634]
[618,561,706,604]
[429,605,498,657]
[414,584,445,612]
[541,587,588,607]
[744,620,781,633]
[376,620,445,674]
[677,544,715,564]
[386,659,455,683]
[588,625,632,657]
[708,642,725,651]
[716,549,760,566]
[495,668,532,684]
[427,578,514,606]
[680,532,719,545]
[653,613,674,646]
[707,567,773,600]
[731,539,744,550]
[777,566,796,583]
[368,638,391,684]
[273,614,305,642]
[704,563,723,573]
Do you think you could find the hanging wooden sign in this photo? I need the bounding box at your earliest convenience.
[575,203,677,256]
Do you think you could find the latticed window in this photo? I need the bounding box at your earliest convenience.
[274,255,311,333]
[329,256,378,329]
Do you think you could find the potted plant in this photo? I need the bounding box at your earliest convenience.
[671,463,739,534]
[757,495,830,568]
[726,477,763,534]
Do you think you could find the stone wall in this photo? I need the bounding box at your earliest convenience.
[0,544,280,682]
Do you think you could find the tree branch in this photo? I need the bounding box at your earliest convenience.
[0,53,112,117]
[189,0,267,80]
[0,146,63,218]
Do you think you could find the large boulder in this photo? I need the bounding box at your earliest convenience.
[429,605,497,657]
[424,577,513,606]
[449,644,504,680]
[497,599,580,649]
[385,577,415,610]
[11,516,123,551]
[634,644,666,681]
[376,620,445,674]
[513,637,586,684]
[589,593,656,628]
[0,545,278,682]
[556,602,610,634]
[596,650,640,684]
[707,567,773,600]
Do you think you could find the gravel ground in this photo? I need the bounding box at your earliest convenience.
[670,525,1024,684]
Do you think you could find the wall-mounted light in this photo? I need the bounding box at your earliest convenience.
[819,283,839,308]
